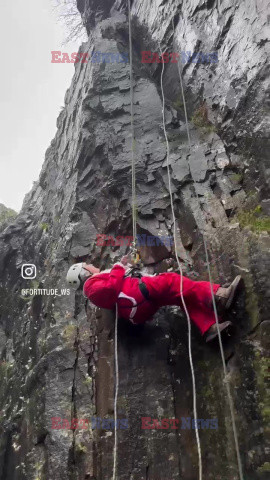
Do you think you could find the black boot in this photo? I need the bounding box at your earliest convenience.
[205,321,234,343]
[214,275,242,311]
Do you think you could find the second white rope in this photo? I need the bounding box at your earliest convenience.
[172,17,244,480]
[112,304,119,480]
[159,43,203,480]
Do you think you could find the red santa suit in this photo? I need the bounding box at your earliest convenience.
[83,263,220,335]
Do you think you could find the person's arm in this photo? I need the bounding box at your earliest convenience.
[107,263,127,284]
[83,257,131,276]
[83,262,126,308]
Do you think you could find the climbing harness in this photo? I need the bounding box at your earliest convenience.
[158,43,202,480]
[117,278,150,322]
[118,270,151,316]
[124,266,143,278]
[125,270,151,302]
[171,18,244,480]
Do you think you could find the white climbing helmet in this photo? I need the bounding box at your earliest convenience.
[66,263,90,288]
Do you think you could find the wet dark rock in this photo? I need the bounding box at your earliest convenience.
[261,199,270,216]
[260,321,270,350]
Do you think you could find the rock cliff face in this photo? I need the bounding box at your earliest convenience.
[0,1,269,479]
[0,205,17,233]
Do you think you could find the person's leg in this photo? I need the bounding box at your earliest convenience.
[142,273,220,335]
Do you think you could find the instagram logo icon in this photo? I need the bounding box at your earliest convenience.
[21,264,37,279]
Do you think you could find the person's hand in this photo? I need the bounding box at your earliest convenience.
[83,263,100,275]
[120,255,129,266]
[120,255,135,266]
[120,255,138,268]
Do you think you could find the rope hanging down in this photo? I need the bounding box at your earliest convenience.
[128,0,137,256]
[171,19,244,480]
[113,2,135,479]
[159,45,203,480]
[112,304,119,480]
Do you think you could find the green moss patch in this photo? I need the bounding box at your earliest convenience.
[191,103,216,133]
[172,95,183,110]
[231,173,243,184]
[40,223,49,232]
[257,462,270,473]
[236,205,270,233]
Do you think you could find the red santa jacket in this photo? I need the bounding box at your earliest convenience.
[83,264,159,324]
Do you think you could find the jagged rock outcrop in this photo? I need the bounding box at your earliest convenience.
[0,1,269,479]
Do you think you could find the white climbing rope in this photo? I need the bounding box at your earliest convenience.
[112,3,136,479]
[171,18,244,480]
[159,44,203,480]
[112,304,119,480]
[128,0,137,247]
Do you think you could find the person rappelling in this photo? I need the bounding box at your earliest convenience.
[66,257,242,343]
